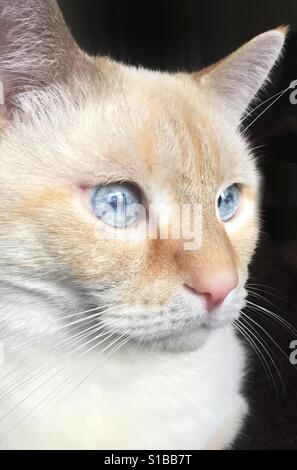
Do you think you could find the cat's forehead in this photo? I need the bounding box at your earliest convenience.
[98,68,250,199]
[97,69,238,165]
[2,65,255,204]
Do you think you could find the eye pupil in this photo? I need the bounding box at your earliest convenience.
[109,193,126,210]
[92,183,142,228]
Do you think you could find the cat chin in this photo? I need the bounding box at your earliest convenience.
[101,292,245,353]
[131,322,227,353]
[152,327,211,353]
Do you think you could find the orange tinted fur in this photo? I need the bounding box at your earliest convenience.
[0,0,287,450]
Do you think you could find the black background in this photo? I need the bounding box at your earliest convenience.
[58,0,297,450]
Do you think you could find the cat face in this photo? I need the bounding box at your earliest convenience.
[0,1,286,349]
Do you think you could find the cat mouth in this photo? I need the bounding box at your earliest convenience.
[99,302,241,343]
[94,310,233,353]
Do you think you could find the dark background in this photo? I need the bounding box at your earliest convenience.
[58,0,297,450]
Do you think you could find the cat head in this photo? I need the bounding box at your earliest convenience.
[0,0,286,350]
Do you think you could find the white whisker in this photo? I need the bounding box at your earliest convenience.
[0,314,124,404]
[0,331,133,444]
[246,300,297,337]
[242,86,290,134]
[234,319,280,399]
[239,315,285,396]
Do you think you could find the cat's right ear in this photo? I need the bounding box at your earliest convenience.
[193,28,287,126]
[0,0,95,129]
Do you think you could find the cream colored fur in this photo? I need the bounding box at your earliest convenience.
[0,0,286,449]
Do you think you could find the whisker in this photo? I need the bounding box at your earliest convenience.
[53,304,110,321]
[247,289,284,316]
[241,85,290,134]
[246,300,297,337]
[0,323,120,428]
[0,303,129,394]
[247,282,284,294]
[242,86,291,122]
[242,311,290,369]
[234,319,277,391]
[247,278,292,299]
[239,315,285,397]
[247,283,288,302]
[0,331,133,444]
[29,333,134,439]
[0,315,124,404]
[9,303,130,355]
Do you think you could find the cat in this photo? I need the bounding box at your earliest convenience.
[0,0,286,450]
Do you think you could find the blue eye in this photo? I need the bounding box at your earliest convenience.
[217,184,241,222]
[92,183,142,228]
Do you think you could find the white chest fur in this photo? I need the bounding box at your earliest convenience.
[0,326,247,450]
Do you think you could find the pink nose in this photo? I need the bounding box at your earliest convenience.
[185,272,238,312]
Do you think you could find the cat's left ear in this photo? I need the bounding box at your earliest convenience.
[193,28,287,125]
